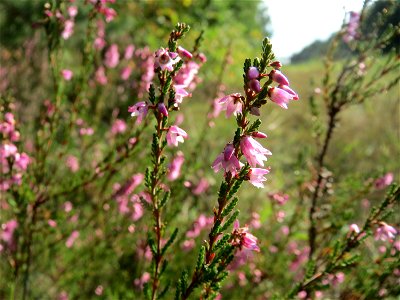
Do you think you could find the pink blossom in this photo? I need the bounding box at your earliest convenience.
[61,20,74,40]
[269,87,294,109]
[375,223,397,241]
[67,6,78,18]
[66,155,79,173]
[270,69,289,86]
[247,67,259,80]
[134,272,150,289]
[63,201,73,212]
[95,66,108,85]
[212,144,243,176]
[167,152,185,181]
[1,219,18,244]
[173,85,190,105]
[111,119,127,135]
[240,136,272,167]
[250,212,261,229]
[104,44,119,68]
[155,48,180,71]
[65,230,79,248]
[349,224,360,234]
[98,6,117,23]
[248,167,270,188]
[124,44,135,60]
[278,84,299,100]
[61,69,73,81]
[177,46,193,59]
[166,125,188,147]
[174,61,199,88]
[48,220,57,227]
[218,93,243,118]
[157,102,168,117]
[94,285,103,296]
[248,79,261,93]
[192,178,209,195]
[120,66,132,80]
[343,12,360,43]
[14,152,30,171]
[114,174,144,198]
[231,220,260,252]
[181,239,196,251]
[374,172,394,190]
[297,291,307,299]
[128,102,148,124]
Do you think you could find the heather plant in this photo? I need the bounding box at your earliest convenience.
[0,1,399,300]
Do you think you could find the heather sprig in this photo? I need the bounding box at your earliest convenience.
[177,38,299,299]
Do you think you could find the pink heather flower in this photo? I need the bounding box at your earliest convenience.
[278,84,299,100]
[79,127,94,136]
[192,178,209,195]
[297,291,307,299]
[155,48,180,71]
[269,87,294,109]
[251,131,267,139]
[134,272,151,289]
[111,119,127,135]
[270,69,289,86]
[168,152,185,181]
[173,85,190,105]
[68,6,78,18]
[166,125,188,147]
[248,79,261,93]
[48,219,57,227]
[114,174,144,198]
[250,212,261,229]
[124,44,135,60]
[94,285,103,296]
[218,93,243,118]
[232,220,260,252]
[0,143,18,158]
[128,101,148,124]
[270,195,286,210]
[349,224,360,234]
[63,201,73,213]
[240,136,272,168]
[157,102,168,117]
[374,172,394,190]
[14,152,30,171]
[62,20,74,40]
[95,66,108,85]
[104,44,119,68]
[120,66,132,80]
[247,67,259,80]
[1,219,18,244]
[248,167,270,188]
[98,6,117,23]
[212,144,243,176]
[181,239,196,251]
[61,69,73,81]
[174,61,199,88]
[375,223,397,242]
[343,12,360,43]
[66,230,79,248]
[66,155,79,173]
[177,46,193,59]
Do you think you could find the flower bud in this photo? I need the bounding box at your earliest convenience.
[248,79,261,93]
[247,67,259,80]
[157,103,168,117]
[270,70,289,86]
[269,61,282,69]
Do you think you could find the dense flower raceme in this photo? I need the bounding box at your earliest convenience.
[343,11,360,43]
[0,113,30,191]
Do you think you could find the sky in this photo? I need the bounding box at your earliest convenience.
[265,0,365,59]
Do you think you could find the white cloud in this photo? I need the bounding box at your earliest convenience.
[265,0,365,59]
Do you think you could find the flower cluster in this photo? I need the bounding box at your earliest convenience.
[0,113,30,191]
[343,11,360,43]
